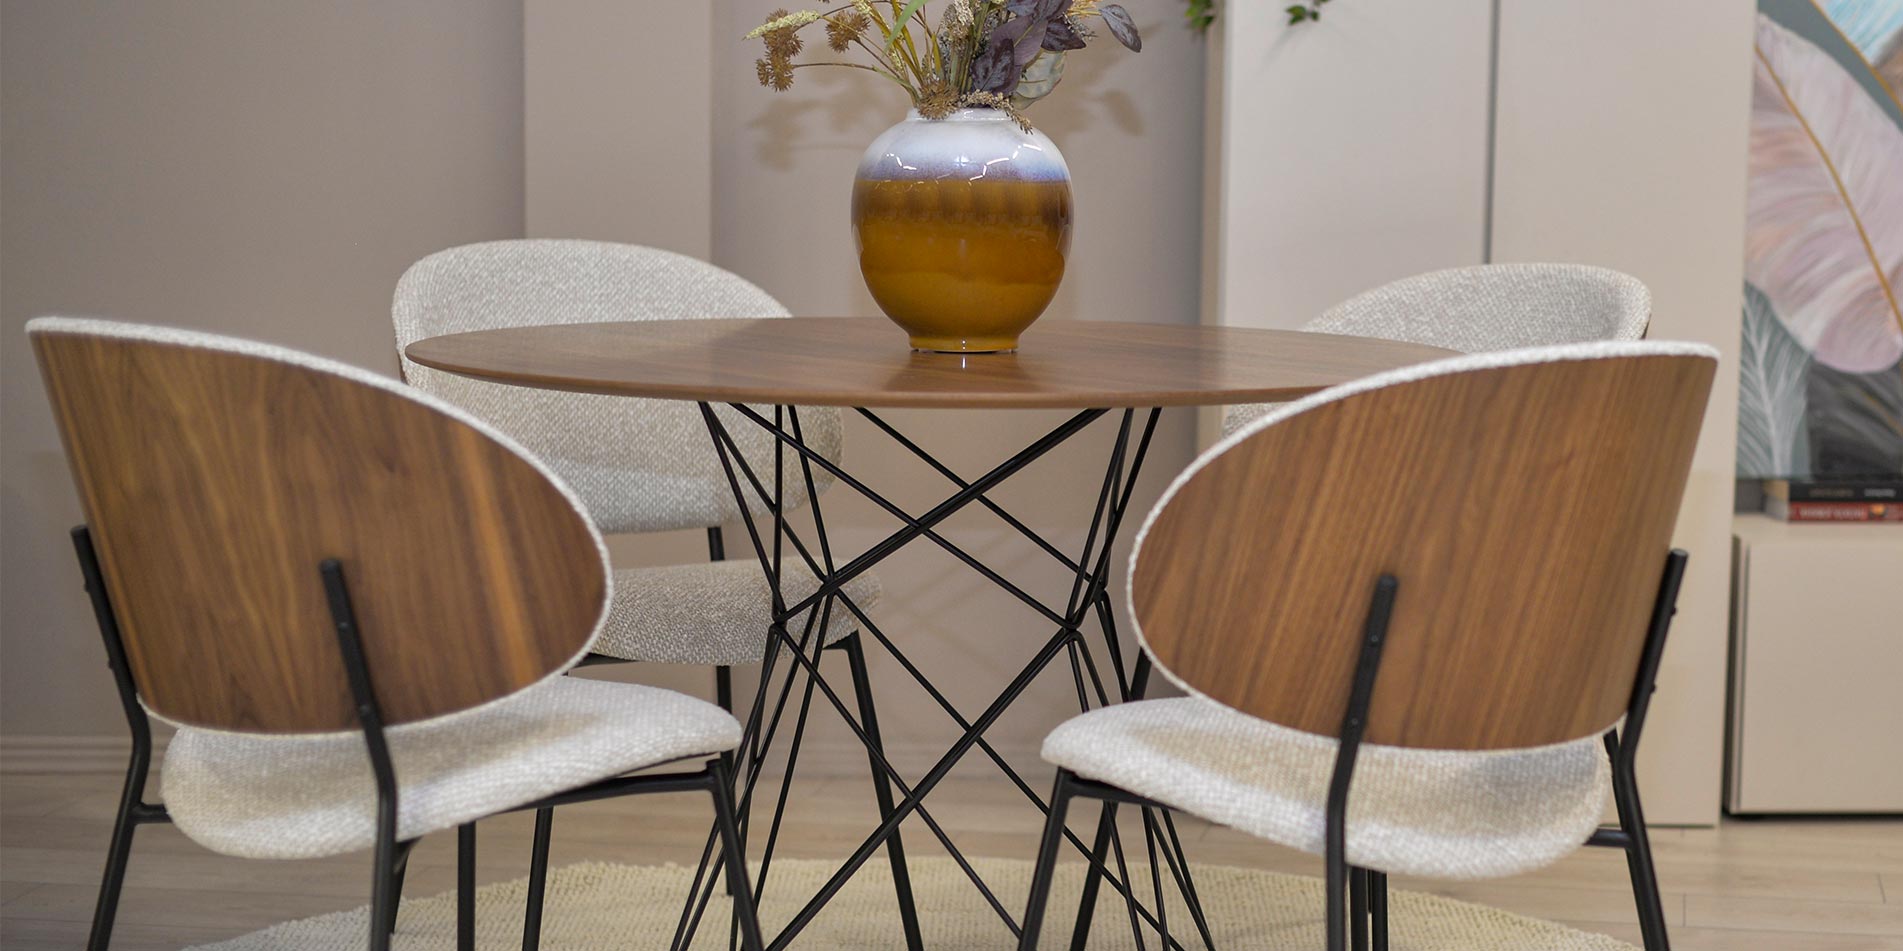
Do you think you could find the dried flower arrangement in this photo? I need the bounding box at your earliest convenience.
[748,0,1142,128]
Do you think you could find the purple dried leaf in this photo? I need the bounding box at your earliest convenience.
[1006,0,1066,18]
[970,36,1023,95]
[1042,17,1087,51]
[989,14,1048,67]
[1099,3,1141,51]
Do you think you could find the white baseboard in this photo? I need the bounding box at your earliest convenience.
[0,733,168,773]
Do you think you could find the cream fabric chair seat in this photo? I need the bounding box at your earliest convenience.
[162,677,741,861]
[1041,696,1610,880]
[598,561,880,665]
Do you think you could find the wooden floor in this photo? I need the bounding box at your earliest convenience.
[2,769,1898,950]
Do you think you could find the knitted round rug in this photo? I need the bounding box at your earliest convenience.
[185,857,1637,950]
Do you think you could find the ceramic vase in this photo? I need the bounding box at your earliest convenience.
[852,108,1073,353]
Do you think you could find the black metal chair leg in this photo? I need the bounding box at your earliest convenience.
[523,807,554,951]
[1610,751,1672,951]
[382,842,414,938]
[1067,801,1118,951]
[85,759,146,951]
[1020,770,1077,951]
[1349,867,1370,951]
[1369,871,1388,951]
[710,760,768,951]
[368,839,406,951]
[1066,649,1152,951]
[841,632,925,951]
[458,823,477,951]
[75,526,164,951]
[1325,858,1348,951]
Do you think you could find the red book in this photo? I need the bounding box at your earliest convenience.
[1764,498,1903,522]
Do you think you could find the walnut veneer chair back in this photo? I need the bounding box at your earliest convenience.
[31,318,610,734]
[392,239,840,535]
[1133,342,1716,751]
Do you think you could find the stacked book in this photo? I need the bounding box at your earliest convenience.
[1761,479,1903,522]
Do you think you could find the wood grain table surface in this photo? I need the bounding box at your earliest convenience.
[404,317,1456,409]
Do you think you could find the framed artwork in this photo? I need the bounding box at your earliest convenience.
[1738,0,1902,480]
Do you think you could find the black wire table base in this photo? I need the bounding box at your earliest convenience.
[671,403,1216,951]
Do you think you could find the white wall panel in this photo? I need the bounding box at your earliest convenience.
[1493,0,1754,825]
[1205,0,1493,337]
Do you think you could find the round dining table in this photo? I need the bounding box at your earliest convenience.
[406,317,1452,951]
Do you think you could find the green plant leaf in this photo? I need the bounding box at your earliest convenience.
[887,0,931,51]
[1012,51,1066,108]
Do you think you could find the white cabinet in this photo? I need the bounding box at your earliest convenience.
[1728,515,1903,814]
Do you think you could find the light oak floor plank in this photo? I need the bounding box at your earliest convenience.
[1686,893,1903,937]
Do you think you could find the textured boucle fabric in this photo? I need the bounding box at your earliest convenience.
[1042,697,1610,880]
[162,677,740,861]
[1224,263,1651,435]
[392,240,844,535]
[184,857,1639,950]
[596,560,881,664]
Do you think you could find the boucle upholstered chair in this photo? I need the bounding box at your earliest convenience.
[31,319,762,951]
[1224,263,1652,435]
[391,240,919,939]
[1020,342,1717,951]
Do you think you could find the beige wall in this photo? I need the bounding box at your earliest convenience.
[525,0,711,255]
[0,0,525,751]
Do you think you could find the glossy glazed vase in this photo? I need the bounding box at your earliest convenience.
[852,109,1073,353]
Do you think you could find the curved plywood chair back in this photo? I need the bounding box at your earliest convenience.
[1131,342,1716,751]
[30,318,610,733]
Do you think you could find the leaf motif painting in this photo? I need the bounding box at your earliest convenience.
[1746,15,1903,374]
[1738,282,1814,479]
[1809,358,1903,475]
[1818,0,1903,92]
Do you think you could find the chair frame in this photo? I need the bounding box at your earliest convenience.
[73,526,765,951]
[538,525,922,951]
[1020,551,1688,951]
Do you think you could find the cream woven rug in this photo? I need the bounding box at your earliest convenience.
[187,857,1636,950]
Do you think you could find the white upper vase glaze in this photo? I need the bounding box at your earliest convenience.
[855,108,1071,184]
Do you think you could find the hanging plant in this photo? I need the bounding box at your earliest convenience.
[1184,0,1338,30]
[1284,0,1332,23]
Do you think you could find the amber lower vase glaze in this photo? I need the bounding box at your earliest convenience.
[852,109,1072,353]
